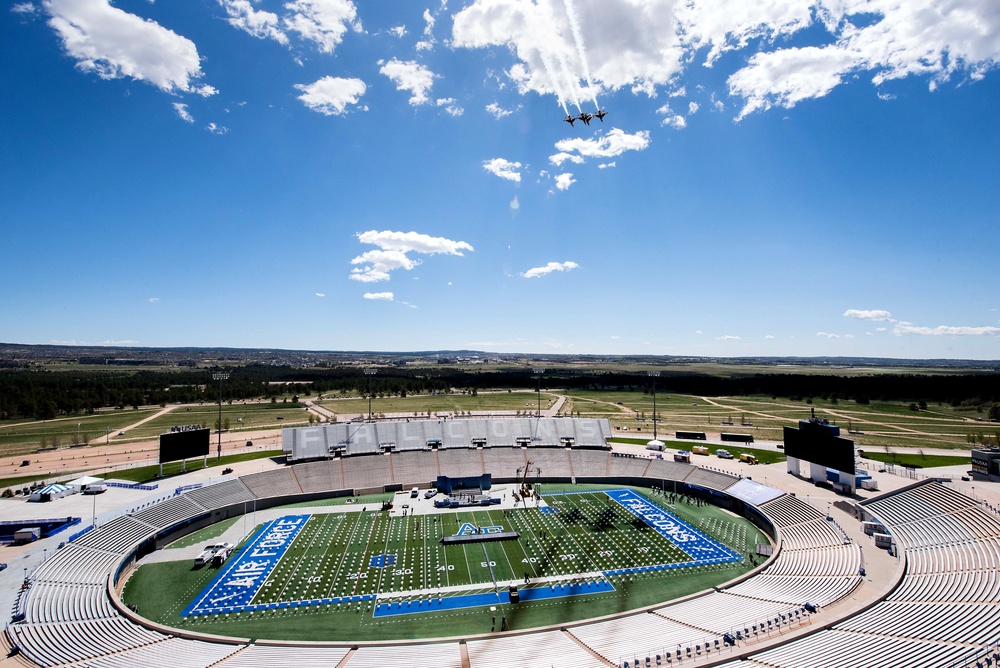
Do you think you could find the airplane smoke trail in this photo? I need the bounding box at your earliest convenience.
[538,0,582,112]
[528,3,569,114]
[539,46,570,114]
[562,0,599,108]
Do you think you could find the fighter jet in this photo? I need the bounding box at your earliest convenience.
[577,112,593,126]
[594,109,608,122]
[563,115,577,127]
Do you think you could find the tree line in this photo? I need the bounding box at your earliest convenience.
[0,365,997,421]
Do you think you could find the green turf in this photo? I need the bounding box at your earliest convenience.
[317,390,556,417]
[0,408,160,457]
[858,451,971,469]
[124,485,765,641]
[111,450,282,483]
[276,492,394,508]
[166,518,240,549]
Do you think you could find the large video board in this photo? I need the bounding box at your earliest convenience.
[159,428,210,463]
[783,421,855,473]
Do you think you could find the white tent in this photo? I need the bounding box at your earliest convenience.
[29,484,72,502]
[67,476,104,492]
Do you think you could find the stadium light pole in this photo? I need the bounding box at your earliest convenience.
[213,372,229,459]
[534,368,546,418]
[365,368,377,420]
[648,371,660,440]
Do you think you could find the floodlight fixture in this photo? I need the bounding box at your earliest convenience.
[365,368,378,420]
[648,370,660,440]
[212,372,229,459]
[533,368,546,418]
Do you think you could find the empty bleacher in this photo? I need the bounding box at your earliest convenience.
[730,482,1000,667]
[437,448,485,478]
[569,449,611,477]
[22,582,117,623]
[30,544,122,586]
[215,644,351,667]
[681,467,739,492]
[481,446,528,479]
[346,642,464,668]
[645,458,696,483]
[73,516,156,555]
[759,495,825,527]
[130,495,206,529]
[653,591,808,640]
[569,610,724,666]
[340,453,393,489]
[240,468,302,499]
[525,447,572,478]
[182,478,256,510]
[608,454,652,478]
[466,629,605,668]
[291,459,343,494]
[389,450,440,487]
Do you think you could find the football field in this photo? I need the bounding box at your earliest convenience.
[126,485,765,640]
[183,489,745,618]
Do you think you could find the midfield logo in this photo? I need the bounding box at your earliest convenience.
[456,523,504,536]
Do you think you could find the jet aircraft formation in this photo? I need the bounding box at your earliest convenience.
[564,109,607,127]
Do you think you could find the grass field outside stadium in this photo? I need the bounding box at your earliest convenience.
[123,484,768,641]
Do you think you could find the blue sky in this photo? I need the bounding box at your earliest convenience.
[2,0,999,358]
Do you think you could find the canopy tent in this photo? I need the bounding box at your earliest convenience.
[29,484,72,502]
[67,476,104,491]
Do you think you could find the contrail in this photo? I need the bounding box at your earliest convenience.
[538,46,570,114]
[562,0,599,108]
[528,3,570,114]
[538,0,582,112]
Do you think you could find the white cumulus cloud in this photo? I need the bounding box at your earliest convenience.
[521,261,579,278]
[844,309,895,322]
[295,76,366,116]
[363,292,394,301]
[44,0,216,96]
[716,335,741,341]
[436,97,464,116]
[554,172,576,190]
[173,102,194,123]
[218,0,287,45]
[893,322,1000,336]
[551,128,650,166]
[450,0,1000,122]
[283,0,360,54]
[379,58,436,106]
[350,230,473,283]
[485,102,519,119]
[483,157,522,182]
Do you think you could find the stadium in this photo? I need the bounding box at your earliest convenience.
[3,417,999,668]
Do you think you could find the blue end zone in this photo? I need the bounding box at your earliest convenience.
[604,489,742,564]
[182,514,310,617]
[373,580,615,617]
